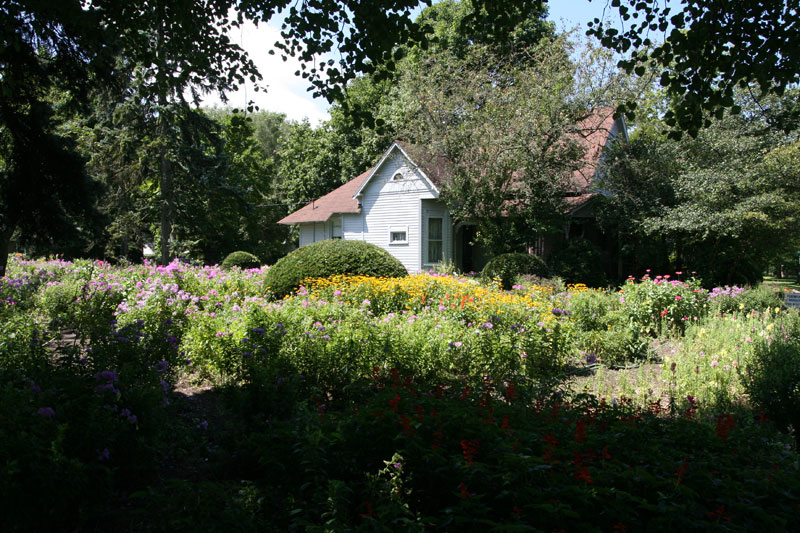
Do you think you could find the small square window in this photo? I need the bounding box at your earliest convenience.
[389,226,408,244]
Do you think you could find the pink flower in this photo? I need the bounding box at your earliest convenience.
[675,295,683,301]
[710,360,719,367]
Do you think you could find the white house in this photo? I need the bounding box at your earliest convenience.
[278,108,628,273]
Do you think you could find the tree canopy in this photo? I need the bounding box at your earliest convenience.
[0,0,544,274]
[588,0,800,138]
[596,89,800,284]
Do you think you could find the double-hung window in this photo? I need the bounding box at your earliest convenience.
[427,217,443,263]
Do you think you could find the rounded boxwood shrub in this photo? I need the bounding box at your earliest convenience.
[264,239,408,299]
[221,251,261,270]
[481,253,548,290]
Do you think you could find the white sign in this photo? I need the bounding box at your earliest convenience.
[785,293,800,308]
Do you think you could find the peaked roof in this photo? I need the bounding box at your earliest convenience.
[277,168,370,225]
[569,106,621,192]
[278,108,625,225]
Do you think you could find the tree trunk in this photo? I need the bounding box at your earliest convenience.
[157,18,173,267]
[0,225,14,278]
[159,138,173,266]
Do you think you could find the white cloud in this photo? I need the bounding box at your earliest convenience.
[201,21,331,125]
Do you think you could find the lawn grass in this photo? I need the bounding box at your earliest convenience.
[763,275,800,292]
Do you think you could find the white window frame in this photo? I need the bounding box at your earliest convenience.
[330,217,343,239]
[388,225,409,245]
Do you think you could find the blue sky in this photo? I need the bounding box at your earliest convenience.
[201,1,656,124]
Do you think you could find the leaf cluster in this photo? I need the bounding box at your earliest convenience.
[587,0,800,138]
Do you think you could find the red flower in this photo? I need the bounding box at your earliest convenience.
[397,414,416,436]
[461,439,480,465]
[458,482,472,498]
[660,308,669,317]
[707,505,731,522]
[574,418,587,443]
[388,394,400,413]
[359,500,373,518]
[715,414,735,439]
[674,457,689,485]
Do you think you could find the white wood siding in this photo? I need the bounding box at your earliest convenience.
[298,222,332,246]
[342,213,364,241]
[299,224,315,246]
[359,150,438,272]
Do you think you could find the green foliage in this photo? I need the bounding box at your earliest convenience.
[620,275,707,337]
[399,34,638,254]
[740,313,800,437]
[588,0,800,138]
[264,240,408,299]
[0,317,179,530]
[481,252,548,290]
[567,289,647,365]
[738,285,785,313]
[549,237,608,287]
[4,256,800,530]
[220,251,260,270]
[597,94,800,286]
[232,372,800,531]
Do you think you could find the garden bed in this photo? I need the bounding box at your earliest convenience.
[1,257,798,530]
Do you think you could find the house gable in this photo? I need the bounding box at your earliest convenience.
[356,144,447,271]
[353,142,440,200]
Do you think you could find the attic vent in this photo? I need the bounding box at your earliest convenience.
[391,171,405,181]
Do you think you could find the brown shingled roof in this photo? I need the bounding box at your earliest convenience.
[277,168,371,225]
[569,106,619,192]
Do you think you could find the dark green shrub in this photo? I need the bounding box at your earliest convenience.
[550,237,607,287]
[220,251,261,270]
[481,253,548,290]
[740,314,800,439]
[739,285,784,312]
[264,240,408,299]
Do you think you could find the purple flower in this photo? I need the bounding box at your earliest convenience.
[37,407,55,418]
[482,322,494,329]
[585,353,597,365]
[95,370,118,383]
[98,448,110,462]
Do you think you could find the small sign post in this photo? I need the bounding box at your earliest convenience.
[785,293,800,309]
